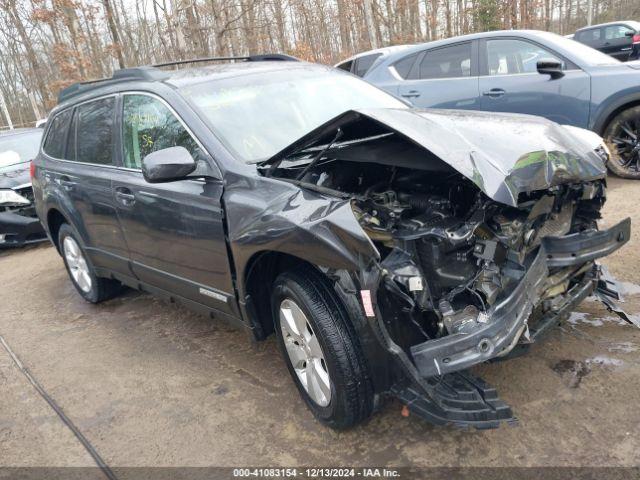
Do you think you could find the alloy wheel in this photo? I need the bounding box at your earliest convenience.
[279,298,332,407]
[63,236,92,293]
[610,119,640,172]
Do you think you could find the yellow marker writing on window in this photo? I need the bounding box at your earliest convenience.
[141,134,154,148]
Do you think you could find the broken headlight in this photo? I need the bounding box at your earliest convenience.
[0,189,30,207]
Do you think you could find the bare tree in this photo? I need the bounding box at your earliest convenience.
[1,0,639,127]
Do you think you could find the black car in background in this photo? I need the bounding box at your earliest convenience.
[574,21,640,61]
[0,128,47,247]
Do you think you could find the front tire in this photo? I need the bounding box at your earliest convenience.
[603,106,640,179]
[58,224,121,303]
[272,266,373,429]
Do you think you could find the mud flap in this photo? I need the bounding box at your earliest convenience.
[594,265,640,328]
[394,371,517,429]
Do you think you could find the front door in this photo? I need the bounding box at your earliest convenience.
[478,38,591,128]
[397,41,481,110]
[112,93,236,315]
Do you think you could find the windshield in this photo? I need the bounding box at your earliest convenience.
[181,67,407,163]
[0,131,42,168]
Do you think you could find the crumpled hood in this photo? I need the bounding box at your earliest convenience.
[0,161,31,189]
[268,108,607,207]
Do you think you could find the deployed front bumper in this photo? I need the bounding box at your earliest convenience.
[410,218,631,378]
[0,211,47,248]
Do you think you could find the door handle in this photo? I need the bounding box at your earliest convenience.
[59,176,76,191]
[482,88,506,98]
[114,187,136,206]
[401,90,421,98]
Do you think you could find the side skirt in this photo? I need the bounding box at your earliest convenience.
[96,268,250,331]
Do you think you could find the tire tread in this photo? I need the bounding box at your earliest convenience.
[274,266,373,429]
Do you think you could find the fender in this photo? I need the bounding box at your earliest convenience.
[591,90,640,134]
[223,174,380,301]
[42,185,89,247]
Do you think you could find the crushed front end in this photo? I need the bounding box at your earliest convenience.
[360,180,629,377]
[262,108,633,428]
[351,172,630,427]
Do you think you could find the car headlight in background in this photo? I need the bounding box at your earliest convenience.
[0,189,31,206]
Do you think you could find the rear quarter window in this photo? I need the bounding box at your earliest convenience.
[336,60,353,72]
[355,53,382,77]
[43,109,72,158]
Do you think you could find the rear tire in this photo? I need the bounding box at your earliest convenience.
[603,106,640,179]
[58,223,121,303]
[272,266,373,429]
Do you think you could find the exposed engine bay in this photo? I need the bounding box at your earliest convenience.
[268,154,609,355]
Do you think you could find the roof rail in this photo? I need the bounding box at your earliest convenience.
[57,54,298,104]
[151,53,299,68]
[57,66,171,104]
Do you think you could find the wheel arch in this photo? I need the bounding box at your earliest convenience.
[593,93,640,135]
[242,250,328,340]
[46,207,70,253]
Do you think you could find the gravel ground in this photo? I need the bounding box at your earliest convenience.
[0,176,639,469]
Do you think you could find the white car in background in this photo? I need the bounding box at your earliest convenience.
[335,45,413,77]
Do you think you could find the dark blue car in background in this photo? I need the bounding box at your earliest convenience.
[360,30,640,178]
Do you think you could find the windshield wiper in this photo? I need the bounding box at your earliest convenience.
[294,128,343,181]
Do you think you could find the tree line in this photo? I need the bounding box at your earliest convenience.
[1,0,639,128]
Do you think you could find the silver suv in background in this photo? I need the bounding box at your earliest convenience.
[350,30,640,178]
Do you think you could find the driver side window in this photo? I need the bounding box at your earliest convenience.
[122,94,204,169]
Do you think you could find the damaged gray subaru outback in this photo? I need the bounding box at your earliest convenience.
[33,56,634,430]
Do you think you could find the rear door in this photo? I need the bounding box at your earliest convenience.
[478,37,591,127]
[397,41,480,110]
[42,97,130,275]
[601,24,635,60]
[111,92,236,315]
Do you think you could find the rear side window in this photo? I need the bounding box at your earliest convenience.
[43,110,72,158]
[75,97,115,165]
[122,94,203,169]
[418,43,472,79]
[355,53,382,77]
[576,28,601,44]
[393,53,419,79]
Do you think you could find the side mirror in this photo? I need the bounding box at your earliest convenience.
[625,31,635,38]
[142,146,197,183]
[537,59,564,79]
